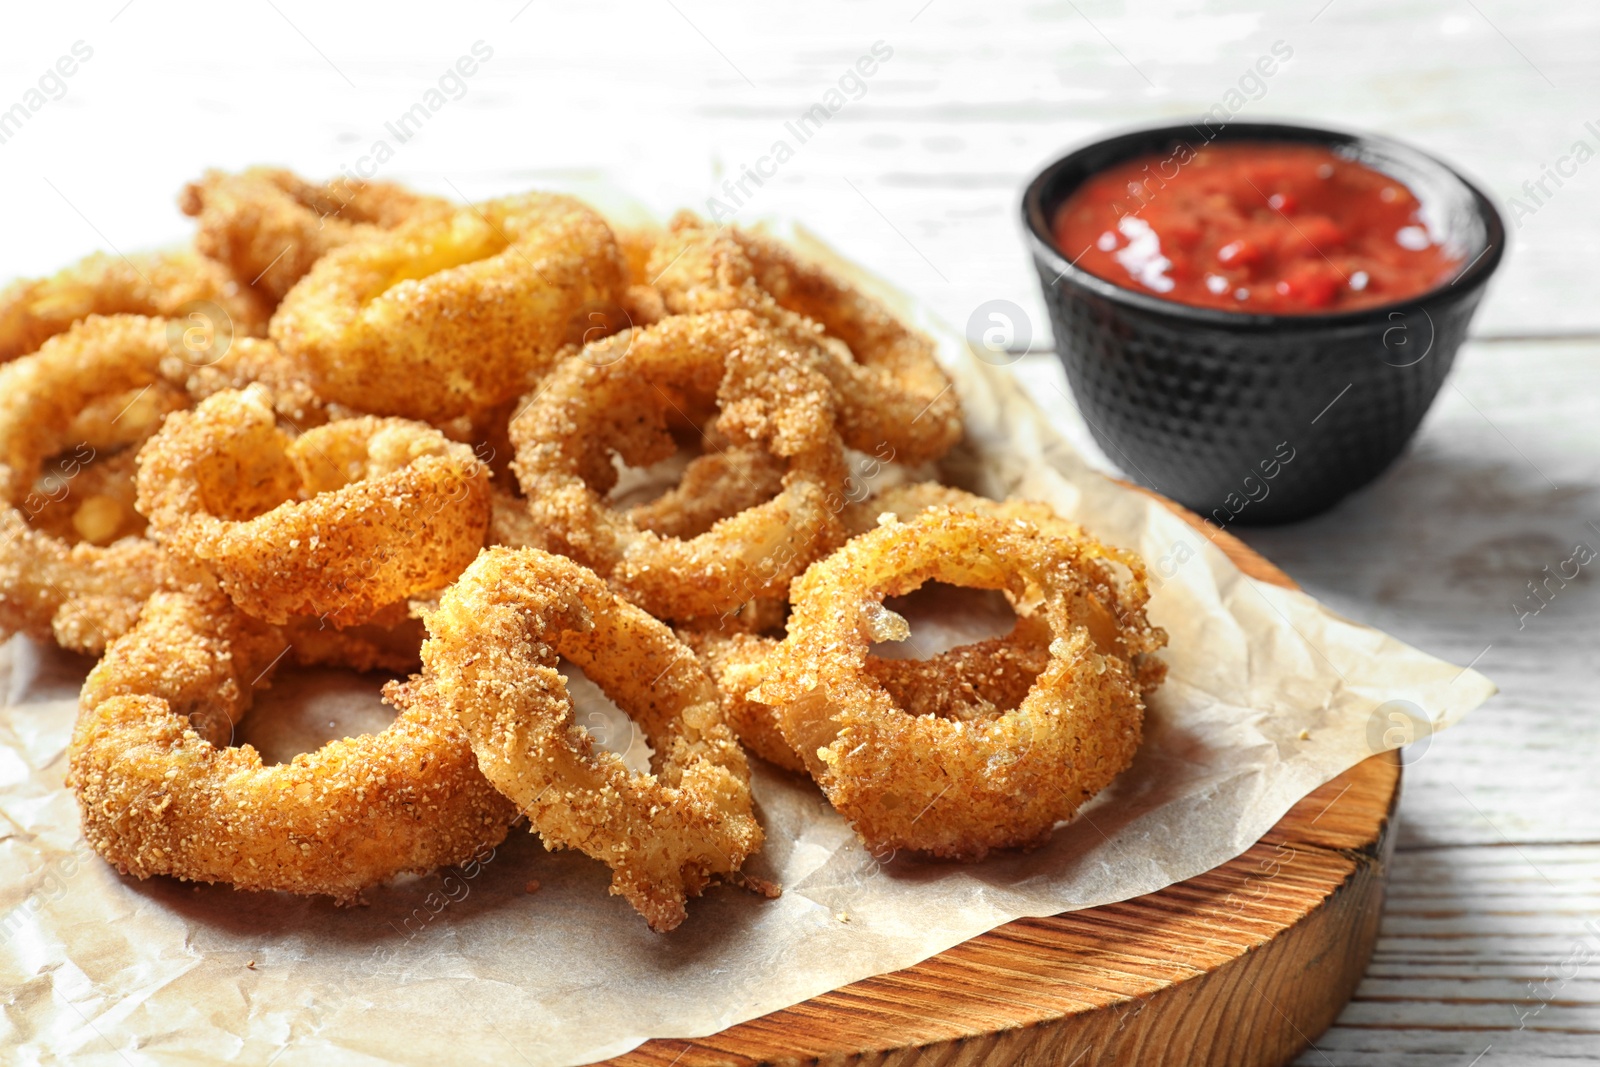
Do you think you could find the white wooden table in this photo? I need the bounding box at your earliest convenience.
[2,2,1595,1063]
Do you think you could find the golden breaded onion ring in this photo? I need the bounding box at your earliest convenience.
[179,166,450,303]
[0,247,270,364]
[756,507,1166,860]
[649,214,963,465]
[0,315,320,654]
[420,547,764,932]
[271,192,627,423]
[683,483,1145,772]
[136,386,490,626]
[68,590,516,902]
[682,613,1058,775]
[612,223,668,327]
[845,482,1168,699]
[508,310,848,622]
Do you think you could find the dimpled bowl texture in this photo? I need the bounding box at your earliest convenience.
[1023,120,1504,525]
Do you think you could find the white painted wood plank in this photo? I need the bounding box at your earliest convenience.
[1,0,1596,347]
[1294,845,1600,1065]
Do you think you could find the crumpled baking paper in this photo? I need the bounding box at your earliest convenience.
[0,224,1495,1067]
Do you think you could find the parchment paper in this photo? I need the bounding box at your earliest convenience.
[0,224,1495,1067]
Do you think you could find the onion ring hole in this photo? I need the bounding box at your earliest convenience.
[559,660,655,775]
[868,582,1021,663]
[233,666,405,766]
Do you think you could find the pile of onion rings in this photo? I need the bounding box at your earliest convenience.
[0,167,1167,930]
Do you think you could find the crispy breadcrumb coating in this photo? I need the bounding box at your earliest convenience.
[69,590,516,902]
[757,507,1166,860]
[270,192,626,423]
[420,547,763,932]
[649,214,962,465]
[136,386,490,625]
[508,310,848,621]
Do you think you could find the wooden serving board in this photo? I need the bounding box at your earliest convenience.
[609,498,1400,1067]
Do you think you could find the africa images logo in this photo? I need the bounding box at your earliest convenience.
[706,41,895,221]
[0,40,93,147]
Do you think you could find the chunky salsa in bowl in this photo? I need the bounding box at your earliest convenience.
[1021,121,1503,523]
[1051,142,1464,315]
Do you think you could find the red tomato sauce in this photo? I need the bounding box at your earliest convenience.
[1051,142,1462,313]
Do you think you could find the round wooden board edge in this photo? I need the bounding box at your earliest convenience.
[609,494,1400,1067]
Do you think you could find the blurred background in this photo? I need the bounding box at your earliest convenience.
[1,1,1594,343]
[3,3,1596,1064]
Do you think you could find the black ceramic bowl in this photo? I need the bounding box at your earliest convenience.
[1022,120,1504,525]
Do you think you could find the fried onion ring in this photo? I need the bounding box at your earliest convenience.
[649,215,963,465]
[0,315,321,654]
[136,386,490,626]
[613,223,668,327]
[25,445,146,547]
[755,507,1165,859]
[420,547,763,932]
[179,167,450,303]
[846,482,1168,697]
[508,310,847,621]
[270,192,626,423]
[682,484,1119,771]
[683,612,1054,773]
[0,248,269,363]
[68,589,515,902]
